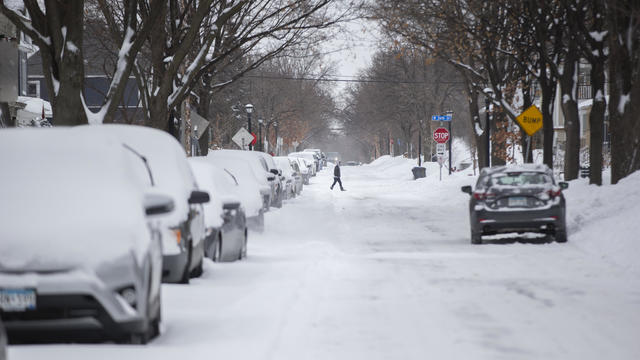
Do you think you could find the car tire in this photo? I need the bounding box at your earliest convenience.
[214,234,223,262]
[178,241,192,284]
[190,257,203,278]
[471,232,482,245]
[555,231,568,243]
[239,230,248,260]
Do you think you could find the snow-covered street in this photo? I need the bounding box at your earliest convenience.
[9,158,640,360]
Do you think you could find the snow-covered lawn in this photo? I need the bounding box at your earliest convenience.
[9,157,640,360]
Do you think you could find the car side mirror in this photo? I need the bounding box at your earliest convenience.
[144,192,175,216]
[270,169,279,175]
[188,190,210,204]
[223,201,241,210]
[461,185,472,194]
[559,182,569,189]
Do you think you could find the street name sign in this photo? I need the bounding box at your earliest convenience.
[431,115,452,121]
[232,127,253,149]
[433,127,450,144]
[516,105,543,136]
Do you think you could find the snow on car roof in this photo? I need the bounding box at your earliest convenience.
[208,150,270,186]
[0,128,151,271]
[187,159,225,229]
[76,124,197,224]
[481,163,551,176]
[204,156,264,217]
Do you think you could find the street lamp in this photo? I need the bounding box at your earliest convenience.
[245,103,253,150]
[446,110,453,175]
[418,118,423,167]
[258,118,264,152]
[273,121,278,156]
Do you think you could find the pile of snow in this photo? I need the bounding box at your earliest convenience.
[564,171,640,274]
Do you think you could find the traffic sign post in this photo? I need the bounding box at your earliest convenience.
[232,127,254,150]
[433,127,450,144]
[516,105,543,163]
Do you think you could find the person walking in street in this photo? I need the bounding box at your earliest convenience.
[330,161,345,191]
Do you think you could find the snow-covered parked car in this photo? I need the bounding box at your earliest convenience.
[289,152,318,176]
[303,149,324,169]
[255,152,285,208]
[461,164,569,244]
[206,156,267,232]
[80,125,209,284]
[0,128,173,344]
[188,158,248,262]
[274,156,301,199]
[289,156,311,185]
[208,150,275,211]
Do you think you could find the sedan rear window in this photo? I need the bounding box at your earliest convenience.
[490,172,551,186]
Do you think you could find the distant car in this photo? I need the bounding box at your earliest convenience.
[83,125,209,284]
[188,159,248,262]
[255,152,285,208]
[345,161,360,166]
[0,128,173,344]
[274,156,300,199]
[325,151,341,164]
[289,152,318,176]
[207,156,267,232]
[303,149,324,169]
[209,150,276,211]
[290,156,311,185]
[461,164,568,244]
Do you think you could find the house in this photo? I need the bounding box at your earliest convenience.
[552,59,610,152]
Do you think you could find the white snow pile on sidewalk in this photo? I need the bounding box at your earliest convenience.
[564,171,640,274]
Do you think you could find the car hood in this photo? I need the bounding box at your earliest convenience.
[0,219,150,273]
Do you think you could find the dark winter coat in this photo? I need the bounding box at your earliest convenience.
[334,164,341,178]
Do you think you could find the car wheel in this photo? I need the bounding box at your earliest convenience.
[239,230,248,260]
[555,231,568,243]
[190,257,203,278]
[178,241,192,284]
[214,234,223,262]
[471,232,482,245]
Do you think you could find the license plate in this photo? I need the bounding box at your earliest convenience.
[508,197,528,207]
[0,288,37,311]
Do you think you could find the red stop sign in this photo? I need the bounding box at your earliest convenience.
[433,127,450,144]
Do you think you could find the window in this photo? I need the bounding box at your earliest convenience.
[27,81,40,97]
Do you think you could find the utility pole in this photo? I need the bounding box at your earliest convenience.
[418,119,423,166]
[485,97,491,168]
[258,118,264,152]
[447,110,453,175]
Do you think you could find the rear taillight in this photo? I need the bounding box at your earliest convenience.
[473,192,495,201]
[547,189,562,198]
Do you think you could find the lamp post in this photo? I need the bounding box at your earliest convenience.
[418,118,423,167]
[484,96,491,168]
[273,121,278,155]
[446,110,453,175]
[245,103,253,150]
[258,118,264,152]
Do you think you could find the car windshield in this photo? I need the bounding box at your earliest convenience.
[490,172,551,186]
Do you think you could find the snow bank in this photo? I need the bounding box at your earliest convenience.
[564,171,640,274]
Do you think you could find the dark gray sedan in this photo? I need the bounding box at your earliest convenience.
[461,164,568,244]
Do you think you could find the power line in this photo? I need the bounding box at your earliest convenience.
[245,74,464,85]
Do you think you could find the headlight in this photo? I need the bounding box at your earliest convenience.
[118,286,137,308]
[171,228,182,245]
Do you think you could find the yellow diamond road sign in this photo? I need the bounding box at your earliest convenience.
[516,105,543,136]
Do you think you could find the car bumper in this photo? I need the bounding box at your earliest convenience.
[0,269,145,340]
[472,206,565,235]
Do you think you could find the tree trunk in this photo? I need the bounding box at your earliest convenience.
[540,80,555,169]
[466,85,488,168]
[609,0,640,184]
[521,80,533,163]
[560,57,581,180]
[588,60,606,185]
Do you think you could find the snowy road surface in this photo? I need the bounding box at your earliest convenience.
[10,158,640,360]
